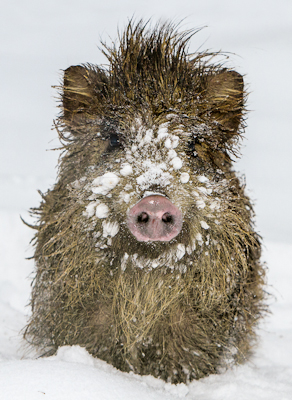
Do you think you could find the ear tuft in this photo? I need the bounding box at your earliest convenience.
[62,65,95,122]
[205,70,244,135]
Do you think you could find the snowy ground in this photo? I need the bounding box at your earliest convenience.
[1,0,292,399]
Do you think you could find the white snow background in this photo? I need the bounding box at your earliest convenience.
[1,0,292,399]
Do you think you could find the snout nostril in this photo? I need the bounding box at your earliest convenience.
[162,212,174,224]
[137,212,149,224]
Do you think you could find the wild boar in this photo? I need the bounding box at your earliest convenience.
[24,21,265,383]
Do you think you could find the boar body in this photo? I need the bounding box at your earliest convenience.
[25,21,265,383]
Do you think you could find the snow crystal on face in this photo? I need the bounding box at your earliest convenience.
[88,193,98,201]
[186,240,196,254]
[167,149,177,160]
[164,138,172,148]
[150,260,159,269]
[120,164,133,176]
[144,129,153,143]
[170,157,183,170]
[122,193,131,203]
[196,199,206,209]
[164,135,179,149]
[84,201,100,218]
[121,253,129,272]
[93,231,101,239]
[178,264,187,274]
[131,144,137,153]
[126,251,183,272]
[123,183,132,190]
[180,172,189,183]
[71,178,85,190]
[138,129,154,148]
[196,233,203,245]
[210,200,220,210]
[136,161,171,189]
[157,123,169,140]
[198,175,209,183]
[166,113,177,120]
[125,151,134,163]
[171,135,179,149]
[92,172,119,195]
[102,221,119,238]
[176,244,185,260]
[119,189,134,204]
[200,221,210,230]
[197,186,211,195]
[143,191,167,198]
[95,204,109,218]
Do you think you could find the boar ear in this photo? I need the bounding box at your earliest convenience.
[62,65,96,123]
[205,70,244,135]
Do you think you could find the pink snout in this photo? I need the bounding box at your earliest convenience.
[127,195,183,242]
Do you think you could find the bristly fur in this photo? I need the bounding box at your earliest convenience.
[24,20,266,384]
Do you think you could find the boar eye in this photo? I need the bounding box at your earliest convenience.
[109,133,121,149]
[188,140,197,157]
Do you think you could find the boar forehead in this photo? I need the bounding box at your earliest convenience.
[88,116,210,199]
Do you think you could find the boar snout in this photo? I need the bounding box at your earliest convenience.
[127,195,183,242]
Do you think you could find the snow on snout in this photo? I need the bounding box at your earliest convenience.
[164,135,179,149]
[102,221,119,237]
[120,164,133,176]
[136,161,172,190]
[91,172,119,195]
